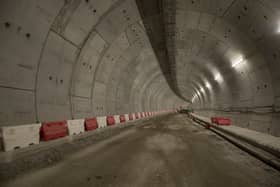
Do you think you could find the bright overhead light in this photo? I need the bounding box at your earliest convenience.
[232,55,244,68]
[214,73,222,82]
[206,82,211,89]
[200,87,204,92]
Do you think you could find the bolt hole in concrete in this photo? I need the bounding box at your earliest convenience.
[25,33,30,38]
[4,22,10,28]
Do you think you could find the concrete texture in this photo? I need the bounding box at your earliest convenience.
[0,0,187,126]
[0,0,280,137]
[1,114,280,187]
[0,0,279,137]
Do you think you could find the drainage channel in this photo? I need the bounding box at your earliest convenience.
[189,115,280,172]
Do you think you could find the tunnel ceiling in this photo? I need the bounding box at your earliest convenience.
[137,0,280,110]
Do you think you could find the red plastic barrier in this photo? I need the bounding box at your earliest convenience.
[211,117,231,126]
[40,121,67,141]
[119,115,126,123]
[135,113,139,119]
[211,117,218,124]
[217,118,231,126]
[129,114,133,120]
[140,112,143,118]
[85,118,98,131]
[107,116,115,126]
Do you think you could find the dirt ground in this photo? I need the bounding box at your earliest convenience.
[1,114,280,187]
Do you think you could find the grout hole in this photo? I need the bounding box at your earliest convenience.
[93,9,97,13]
[4,22,11,28]
[60,79,63,84]
[49,76,53,80]
[237,15,241,20]
[243,6,248,11]
[25,33,31,38]
[264,84,267,88]
[264,15,268,20]
[85,0,89,3]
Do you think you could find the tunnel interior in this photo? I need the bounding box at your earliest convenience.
[0,0,280,137]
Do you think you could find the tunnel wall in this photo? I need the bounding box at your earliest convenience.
[0,0,186,127]
[182,1,280,137]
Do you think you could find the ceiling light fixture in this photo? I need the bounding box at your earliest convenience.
[206,82,211,89]
[200,87,205,92]
[232,55,244,68]
[214,73,222,82]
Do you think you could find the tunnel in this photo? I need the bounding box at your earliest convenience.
[0,0,280,186]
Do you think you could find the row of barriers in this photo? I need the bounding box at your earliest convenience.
[0,110,175,152]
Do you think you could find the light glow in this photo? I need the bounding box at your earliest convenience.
[200,87,204,92]
[277,23,280,33]
[232,55,244,68]
[206,82,211,89]
[214,73,222,82]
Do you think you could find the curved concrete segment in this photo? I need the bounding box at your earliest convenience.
[0,0,186,127]
[0,0,280,149]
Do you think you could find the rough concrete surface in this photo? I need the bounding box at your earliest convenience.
[1,114,280,187]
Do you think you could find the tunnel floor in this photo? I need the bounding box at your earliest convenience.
[2,114,280,187]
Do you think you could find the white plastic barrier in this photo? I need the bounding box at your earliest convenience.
[114,115,120,124]
[97,116,107,128]
[125,114,129,122]
[0,124,41,151]
[67,119,84,135]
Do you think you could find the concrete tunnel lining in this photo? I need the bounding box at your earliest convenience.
[0,0,186,126]
[0,0,280,186]
[0,0,279,135]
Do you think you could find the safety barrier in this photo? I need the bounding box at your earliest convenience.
[97,116,107,128]
[129,114,133,120]
[124,114,129,122]
[119,115,126,123]
[114,115,120,124]
[1,124,41,151]
[211,117,231,126]
[85,118,98,131]
[40,121,68,141]
[67,119,85,135]
[0,109,168,152]
[107,116,115,126]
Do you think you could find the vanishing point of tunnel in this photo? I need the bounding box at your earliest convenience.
[0,0,280,187]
